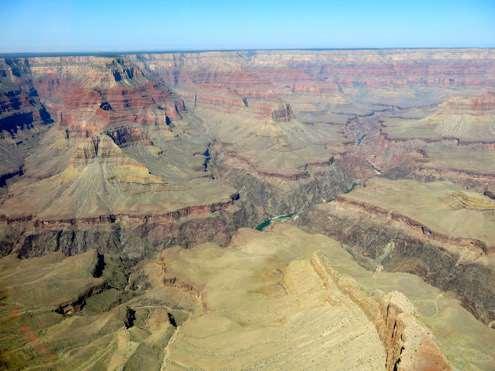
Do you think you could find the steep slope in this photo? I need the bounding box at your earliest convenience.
[3,225,482,370]
[0,58,54,189]
[0,50,494,370]
[300,178,495,325]
[0,56,241,257]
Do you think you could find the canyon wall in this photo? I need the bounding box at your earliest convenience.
[300,198,495,325]
[0,50,494,338]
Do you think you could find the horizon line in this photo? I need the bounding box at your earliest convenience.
[1,46,495,58]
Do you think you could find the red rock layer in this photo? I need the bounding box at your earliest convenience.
[137,50,495,120]
[29,59,185,136]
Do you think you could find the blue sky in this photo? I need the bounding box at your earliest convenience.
[1,0,494,53]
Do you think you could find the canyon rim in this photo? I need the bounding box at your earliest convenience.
[1,1,495,370]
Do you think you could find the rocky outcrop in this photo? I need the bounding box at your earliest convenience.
[0,58,54,187]
[271,103,294,122]
[300,203,495,325]
[215,156,353,225]
[106,126,152,147]
[15,227,122,258]
[312,254,451,371]
[55,282,108,315]
[379,292,451,371]
[334,196,489,255]
[0,58,53,136]
[2,194,243,258]
[444,92,495,112]
[412,166,495,194]
[26,56,185,136]
[123,307,136,329]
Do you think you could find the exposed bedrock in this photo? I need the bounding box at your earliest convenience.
[299,206,495,325]
[26,56,185,136]
[214,158,354,225]
[379,292,451,371]
[15,227,122,258]
[2,199,244,259]
[0,58,54,186]
[271,103,294,122]
[411,166,495,195]
[55,281,109,316]
[1,51,494,330]
[3,154,355,258]
[314,254,451,370]
[0,152,355,259]
[140,49,495,93]
[0,59,54,135]
[105,125,153,147]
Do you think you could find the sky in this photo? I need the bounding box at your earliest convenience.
[0,0,494,53]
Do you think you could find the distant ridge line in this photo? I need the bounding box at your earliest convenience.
[1,47,494,58]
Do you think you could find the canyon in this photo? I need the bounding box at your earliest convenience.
[0,49,495,370]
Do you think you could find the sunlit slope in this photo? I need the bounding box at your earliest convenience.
[0,126,234,220]
[344,178,495,247]
[383,93,495,142]
[7,225,492,369]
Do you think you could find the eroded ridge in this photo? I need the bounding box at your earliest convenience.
[1,49,495,370]
[301,178,495,325]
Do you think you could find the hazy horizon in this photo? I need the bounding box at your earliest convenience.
[2,46,495,58]
[1,0,494,53]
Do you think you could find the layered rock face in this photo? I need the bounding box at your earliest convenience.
[0,56,240,258]
[0,59,53,135]
[2,224,477,370]
[135,50,495,192]
[0,59,54,188]
[30,56,186,135]
[1,49,495,370]
[300,178,495,326]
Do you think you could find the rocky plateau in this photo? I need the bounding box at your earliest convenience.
[1,49,495,370]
